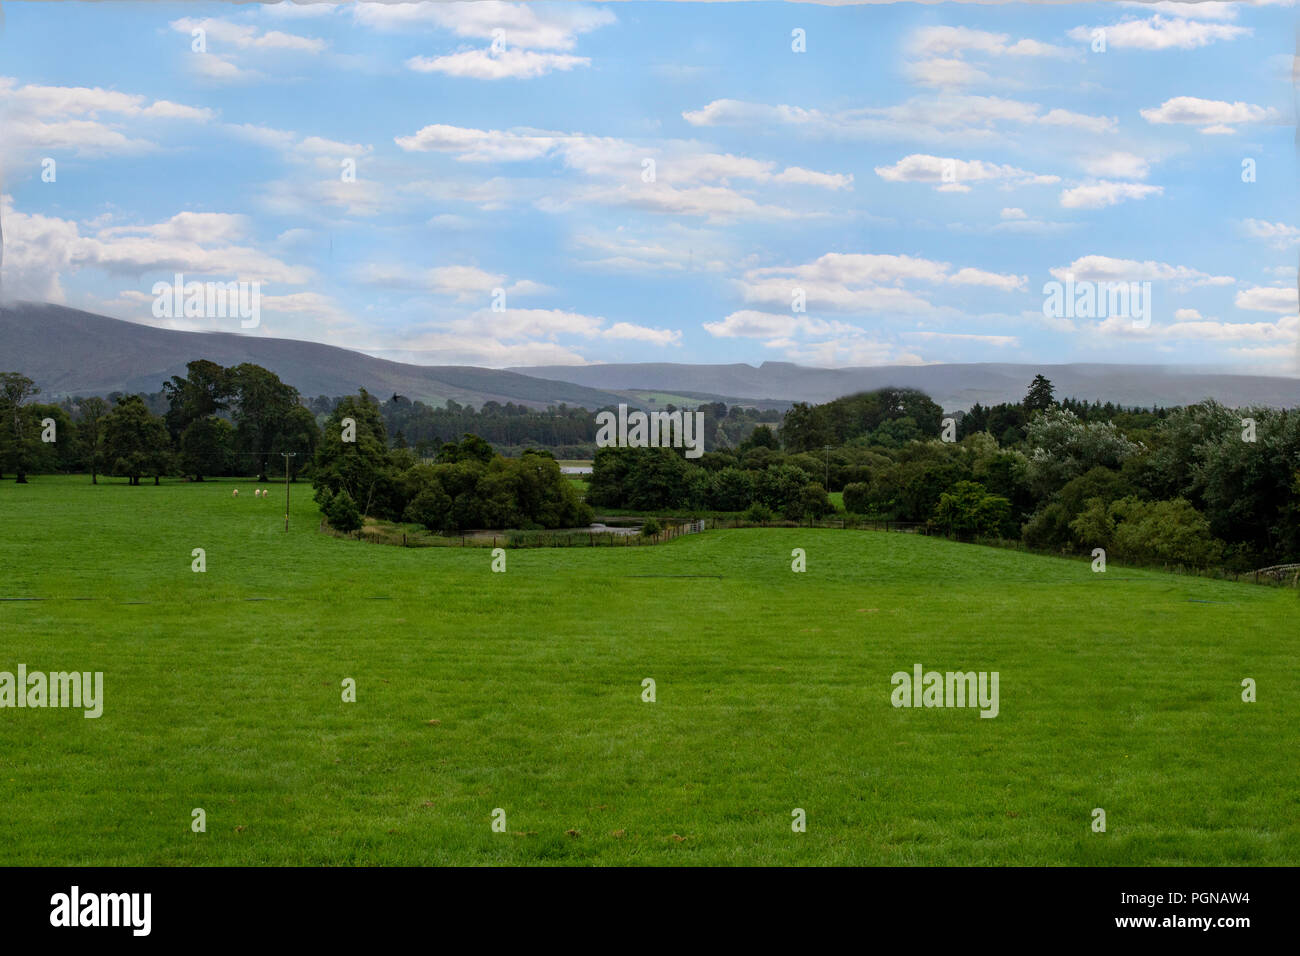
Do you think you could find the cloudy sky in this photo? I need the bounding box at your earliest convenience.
[1,0,1297,372]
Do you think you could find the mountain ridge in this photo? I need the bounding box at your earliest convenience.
[0,302,630,410]
[2,302,1297,411]
[511,360,1300,410]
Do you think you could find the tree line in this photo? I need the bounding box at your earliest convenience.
[3,364,1296,569]
[590,375,1300,571]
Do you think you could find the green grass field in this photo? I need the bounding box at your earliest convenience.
[1,476,1296,865]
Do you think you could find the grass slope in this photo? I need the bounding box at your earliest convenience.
[1,476,1296,865]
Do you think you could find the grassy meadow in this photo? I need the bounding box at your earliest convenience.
[1,475,1296,865]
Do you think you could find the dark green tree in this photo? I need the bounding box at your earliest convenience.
[75,396,109,484]
[0,372,40,482]
[1023,374,1056,415]
[102,395,171,485]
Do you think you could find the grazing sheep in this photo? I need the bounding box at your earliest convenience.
[232,489,239,497]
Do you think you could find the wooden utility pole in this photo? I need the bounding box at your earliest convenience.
[282,452,297,531]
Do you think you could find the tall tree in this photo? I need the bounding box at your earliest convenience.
[230,364,299,482]
[1023,374,1056,415]
[0,372,40,483]
[162,360,232,442]
[179,416,234,481]
[103,395,170,485]
[75,396,109,484]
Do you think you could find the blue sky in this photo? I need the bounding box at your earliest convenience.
[1,0,1297,372]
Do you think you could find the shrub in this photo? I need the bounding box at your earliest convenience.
[841,481,871,515]
[640,517,662,537]
[323,489,363,535]
[403,484,452,532]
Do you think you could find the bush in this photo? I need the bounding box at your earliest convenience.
[403,483,452,532]
[842,481,871,515]
[932,480,1012,540]
[323,489,363,535]
[640,517,662,537]
[798,482,832,519]
[743,501,774,523]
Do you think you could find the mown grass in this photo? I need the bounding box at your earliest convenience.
[0,475,1296,865]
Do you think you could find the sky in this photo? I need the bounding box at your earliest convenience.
[1,0,1297,373]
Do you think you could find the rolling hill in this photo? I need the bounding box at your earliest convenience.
[512,360,1300,410]
[0,302,629,410]
[3,302,1297,412]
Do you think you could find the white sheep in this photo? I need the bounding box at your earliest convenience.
[232,489,239,497]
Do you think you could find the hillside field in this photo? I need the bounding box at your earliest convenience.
[0,476,1296,865]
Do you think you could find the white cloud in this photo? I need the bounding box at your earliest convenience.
[703,310,856,339]
[1118,3,1241,21]
[0,195,312,305]
[1096,312,1298,345]
[392,122,844,220]
[875,154,1058,189]
[1039,109,1117,134]
[702,309,922,367]
[1000,207,1027,219]
[949,267,1026,291]
[356,263,548,301]
[1059,180,1163,209]
[1140,96,1284,134]
[394,123,849,189]
[910,26,1072,59]
[1051,255,1234,286]
[1235,286,1298,313]
[906,58,990,89]
[430,265,538,301]
[369,336,589,368]
[99,212,250,245]
[1068,15,1249,51]
[771,166,854,190]
[906,331,1018,347]
[735,252,1026,315]
[578,182,806,222]
[1081,152,1151,180]
[1242,219,1300,249]
[446,307,604,338]
[170,17,327,53]
[602,322,681,345]
[0,77,214,158]
[683,94,1115,141]
[572,229,731,273]
[353,2,615,51]
[406,48,589,79]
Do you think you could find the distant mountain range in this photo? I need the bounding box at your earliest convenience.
[2,302,1297,412]
[0,303,629,409]
[513,361,1300,411]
